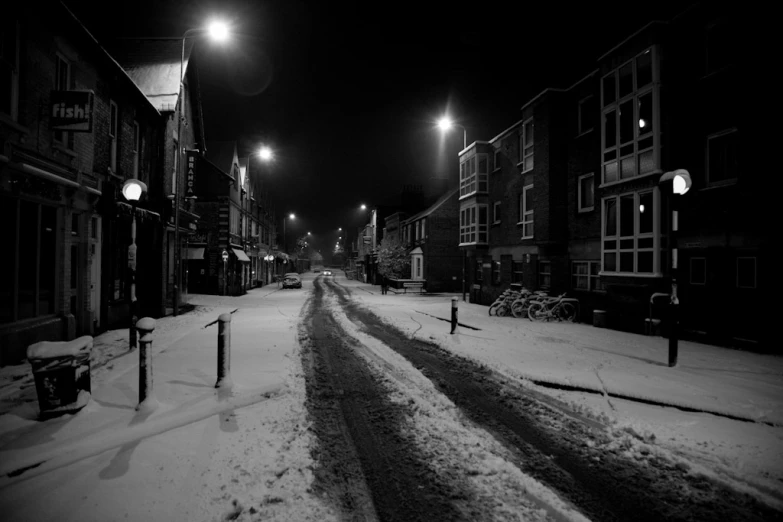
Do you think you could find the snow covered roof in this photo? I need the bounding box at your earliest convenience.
[107,38,195,112]
[403,187,459,223]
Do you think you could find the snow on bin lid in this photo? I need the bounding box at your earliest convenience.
[27,336,93,360]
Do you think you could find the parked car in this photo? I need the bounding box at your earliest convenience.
[282,272,302,289]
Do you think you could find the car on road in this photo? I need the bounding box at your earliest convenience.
[323,269,332,276]
[282,272,302,289]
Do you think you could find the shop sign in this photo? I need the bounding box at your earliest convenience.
[185,149,199,198]
[51,90,95,132]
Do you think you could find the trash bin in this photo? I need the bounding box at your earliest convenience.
[27,335,93,418]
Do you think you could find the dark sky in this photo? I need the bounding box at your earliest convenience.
[65,0,687,251]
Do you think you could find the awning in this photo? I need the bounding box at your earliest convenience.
[232,248,251,263]
[186,247,205,260]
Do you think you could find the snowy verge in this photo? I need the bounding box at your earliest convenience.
[0,382,283,487]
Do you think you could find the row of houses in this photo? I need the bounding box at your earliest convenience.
[352,3,769,352]
[0,2,284,365]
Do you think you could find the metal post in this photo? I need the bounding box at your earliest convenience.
[216,313,233,389]
[223,258,228,296]
[173,33,188,317]
[451,297,458,334]
[136,317,158,412]
[462,250,466,302]
[669,200,680,367]
[129,203,138,349]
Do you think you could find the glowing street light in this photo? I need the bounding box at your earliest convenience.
[173,18,231,317]
[258,146,273,161]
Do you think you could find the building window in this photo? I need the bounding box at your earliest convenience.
[519,184,534,239]
[109,100,118,173]
[492,260,501,284]
[577,95,596,135]
[475,258,483,282]
[1,16,20,119]
[518,118,534,172]
[415,256,422,279]
[459,203,488,245]
[690,257,706,285]
[132,121,140,179]
[706,20,735,75]
[0,196,58,323]
[459,153,489,197]
[415,220,420,241]
[512,261,524,284]
[578,173,594,212]
[707,129,738,186]
[737,257,756,289]
[601,47,658,185]
[538,261,551,289]
[420,218,426,241]
[54,53,71,147]
[493,147,501,171]
[602,189,659,275]
[572,261,603,292]
[493,201,501,224]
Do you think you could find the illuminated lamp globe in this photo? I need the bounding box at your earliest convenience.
[122,179,147,202]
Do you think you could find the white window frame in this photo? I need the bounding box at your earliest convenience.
[459,203,488,246]
[493,201,501,224]
[690,257,706,285]
[420,218,425,240]
[132,121,140,179]
[415,220,420,241]
[600,47,660,186]
[519,184,534,239]
[600,188,661,276]
[578,173,594,212]
[460,153,489,198]
[572,260,603,292]
[706,128,738,187]
[577,95,594,135]
[736,257,756,289]
[1,17,20,120]
[493,147,501,171]
[109,100,118,173]
[518,118,534,173]
[54,53,71,147]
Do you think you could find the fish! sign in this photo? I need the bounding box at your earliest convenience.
[50,90,95,132]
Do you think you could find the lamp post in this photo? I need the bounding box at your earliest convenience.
[659,169,692,367]
[173,20,230,317]
[438,116,468,301]
[122,179,147,350]
[360,204,377,284]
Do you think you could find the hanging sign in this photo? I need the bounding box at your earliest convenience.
[50,90,95,132]
[185,149,199,198]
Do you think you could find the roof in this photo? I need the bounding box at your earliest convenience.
[403,187,459,223]
[205,141,238,175]
[107,38,195,112]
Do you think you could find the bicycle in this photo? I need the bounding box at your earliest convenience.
[527,293,580,322]
[488,288,522,317]
[510,289,549,319]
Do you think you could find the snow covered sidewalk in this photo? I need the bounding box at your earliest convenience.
[0,284,335,522]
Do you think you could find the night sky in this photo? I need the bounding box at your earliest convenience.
[65,0,687,252]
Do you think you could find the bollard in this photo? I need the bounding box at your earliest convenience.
[136,317,159,412]
[216,313,233,389]
[451,297,458,334]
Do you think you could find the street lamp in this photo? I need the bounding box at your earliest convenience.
[437,116,467,150]
[438,116,468,301]
[122,179,147,350]
[360,204,378,284]
[173,19,230,317]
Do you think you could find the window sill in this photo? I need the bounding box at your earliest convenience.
[598,169,662,189]
[492,168,501,173]
[575,128,594,138]
[0,113,30,134]
[492,221,501,225]
[700,180,737,191]
[577,207,594,213]
[517,162,533,174]
[520,236,534,241]
[599,271,663,278]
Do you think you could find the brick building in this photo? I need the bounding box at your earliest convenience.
[0,2,164,364]
[457,2,768,350]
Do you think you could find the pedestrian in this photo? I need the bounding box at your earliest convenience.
[381,274,389,295]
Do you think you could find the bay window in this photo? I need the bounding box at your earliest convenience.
[460,152,489,197]
[601,47,659,185]
[518,118,534,172]
[459,203,488,245]
[602,189,660,275]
